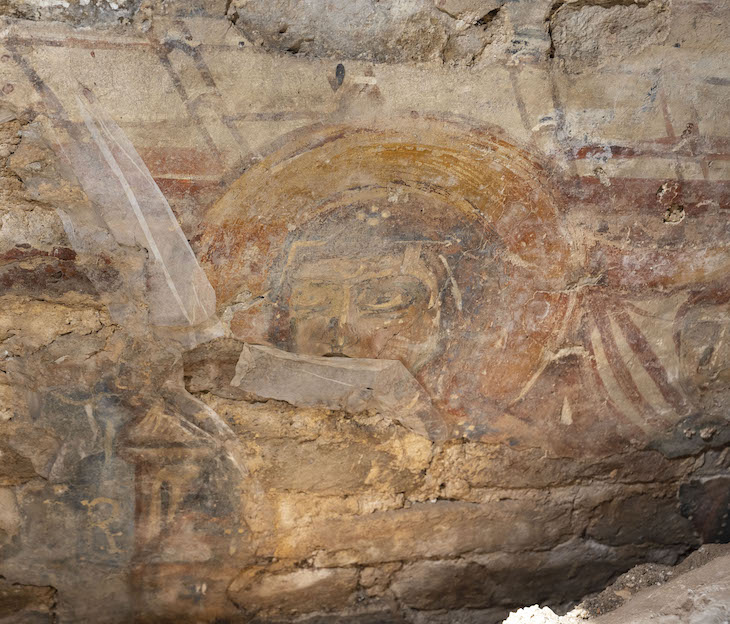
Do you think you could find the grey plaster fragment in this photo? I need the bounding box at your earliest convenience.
[231,344,448,440]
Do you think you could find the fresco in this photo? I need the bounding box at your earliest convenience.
[1,7,729,621]
[199,117,730,453]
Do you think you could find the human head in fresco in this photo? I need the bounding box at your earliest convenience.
[265,192,488,374]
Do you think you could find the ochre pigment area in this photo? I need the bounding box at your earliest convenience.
[0,0,728,622]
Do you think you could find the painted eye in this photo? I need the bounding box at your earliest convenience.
[367,292,405,310]
[356,276,428,314]
[289,282,334,311]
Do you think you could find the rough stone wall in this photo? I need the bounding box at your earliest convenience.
[0,0,728,622]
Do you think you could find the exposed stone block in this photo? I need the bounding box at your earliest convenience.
[275,500,573,566]
[228,566,359,617]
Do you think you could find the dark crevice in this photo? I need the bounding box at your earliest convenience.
[551,0,654,11]
[476,7,501,28]
[434,3,503,30]
[546,1,564,58]
[285,38,313,55]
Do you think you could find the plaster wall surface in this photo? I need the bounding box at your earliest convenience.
[0,0,728,621]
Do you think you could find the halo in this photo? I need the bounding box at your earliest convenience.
[198,116,571,307]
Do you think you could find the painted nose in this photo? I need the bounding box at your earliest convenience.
[327,286,354,352]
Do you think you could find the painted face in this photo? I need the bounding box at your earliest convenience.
[280,249,442,371]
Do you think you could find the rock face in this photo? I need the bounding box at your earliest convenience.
[0,0,728,622]
[549,0,672,71]
[591,549,730,623]
[228,0,506,64]
[501,546,730,622]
